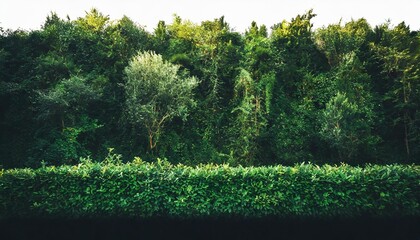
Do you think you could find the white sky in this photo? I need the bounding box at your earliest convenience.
[1,0,419,33]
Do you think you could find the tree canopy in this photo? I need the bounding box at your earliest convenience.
[0,9,419,168]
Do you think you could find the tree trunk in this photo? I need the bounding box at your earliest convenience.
[404,112,410,160]
[148,131,154,151]
[61,116,65,131]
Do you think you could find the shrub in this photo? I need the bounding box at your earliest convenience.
[0,160,418,218]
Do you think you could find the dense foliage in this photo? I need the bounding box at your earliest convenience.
[1,156,418,218]
[0,9,419,168]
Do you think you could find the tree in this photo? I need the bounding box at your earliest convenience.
[36,75,101,128]
[152,20,170,56]
[230,69,267,165]
[317,52,380,162]
[159,15,242,162]
[124,51,198,151]
[320,91,378,162]
[75,8,110,32]
[314,18,372,68]
[243,21,272,80]
[266,11,329,164]
[34,75,102,164]
[371,22,420,161]
[271,9,328,74]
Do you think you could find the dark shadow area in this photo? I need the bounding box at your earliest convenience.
[1,216,419,240]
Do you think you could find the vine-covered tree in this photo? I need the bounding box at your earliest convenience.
[230,69,266,165]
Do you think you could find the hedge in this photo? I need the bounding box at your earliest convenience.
[0,158,419,218]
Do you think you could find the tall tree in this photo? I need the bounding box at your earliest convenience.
[371,22,420,161]
[230,69,267,165]
[266,10,329,164]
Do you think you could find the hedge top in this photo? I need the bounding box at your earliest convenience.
[1,158,419,218]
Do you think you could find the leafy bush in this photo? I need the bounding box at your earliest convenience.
[0,160,418,218]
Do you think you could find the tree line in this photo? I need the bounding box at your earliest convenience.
[0,9,419,168]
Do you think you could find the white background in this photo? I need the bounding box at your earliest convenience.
[1,0,419,32]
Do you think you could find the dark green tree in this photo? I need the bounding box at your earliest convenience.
[371,22,420,162]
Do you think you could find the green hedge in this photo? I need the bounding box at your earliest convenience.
[1,159,419,218]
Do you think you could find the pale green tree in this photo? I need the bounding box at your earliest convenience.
[124,51,198,150]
